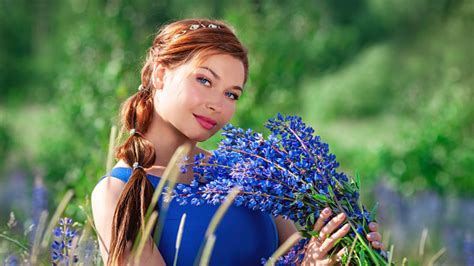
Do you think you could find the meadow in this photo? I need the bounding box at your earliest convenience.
[1,0,473,264]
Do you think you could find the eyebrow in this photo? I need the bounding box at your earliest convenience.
[198,66,243,92]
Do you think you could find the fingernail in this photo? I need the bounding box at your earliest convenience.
[366,233,372,240]
[343,224,350,230]
[323,208,331,215]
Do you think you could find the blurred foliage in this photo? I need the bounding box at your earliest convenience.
[300,0,473,196]
[0,117,12,173]
[0,0,472,210]
[1,0,473,263]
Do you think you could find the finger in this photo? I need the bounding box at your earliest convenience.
[313,207,332,232]
[371,241,385,250]
[369,222,378,232]
[319,223,350,254]
[366,232,381,242]
[319,212,346,240]
[330,247,348,264]
[337,246,348,257]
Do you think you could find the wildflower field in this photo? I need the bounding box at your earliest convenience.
[1,0,473,265]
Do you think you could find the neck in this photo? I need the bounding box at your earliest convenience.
[143,113,201,172]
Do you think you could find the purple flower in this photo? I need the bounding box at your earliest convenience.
[176,114,385,264]
[3,254,19,266]
[464,234,474,266]
[51,217,79,265]
[30,174,48,243]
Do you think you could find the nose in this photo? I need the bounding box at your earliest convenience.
[205,94,223,113]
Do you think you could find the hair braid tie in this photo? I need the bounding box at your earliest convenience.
[132,162,144,170]
[129,128,145,137]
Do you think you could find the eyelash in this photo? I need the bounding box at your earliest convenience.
[196,77,240,101]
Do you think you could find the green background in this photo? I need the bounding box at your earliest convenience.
[1,0,473,264]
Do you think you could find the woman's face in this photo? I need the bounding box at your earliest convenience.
[153,53,245,142]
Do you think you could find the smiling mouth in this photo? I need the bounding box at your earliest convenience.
[193,114,216,130]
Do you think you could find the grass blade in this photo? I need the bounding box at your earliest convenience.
[40,189,74,249]
[427,247,446,266]
[387,244,394,265]
[151,143,191,244]
[30,210,48,264]
[264,232,300,266]
[199,234,216,266]
[106,125,117,174]
[205,187,240,238]
[0,233,29,251]
[419,228,428,257]
[80,206,109,256]
[132,211,158,266]
[173,213,187,266]
[193,187,240,265]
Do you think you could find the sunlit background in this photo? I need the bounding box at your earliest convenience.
[1,0,473,264]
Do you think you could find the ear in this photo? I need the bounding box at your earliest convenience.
[152,63,167,90]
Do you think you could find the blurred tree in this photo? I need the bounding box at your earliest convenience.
[0,0,472,202]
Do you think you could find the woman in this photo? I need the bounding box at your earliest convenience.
[91,18,384,265]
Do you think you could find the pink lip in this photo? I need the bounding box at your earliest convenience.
[194,114,217,130]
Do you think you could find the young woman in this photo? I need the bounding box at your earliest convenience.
[91,18,384,265]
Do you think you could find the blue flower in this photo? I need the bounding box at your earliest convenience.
[3,254,19,266]
[175,114,384,264]
[51,217,79,265]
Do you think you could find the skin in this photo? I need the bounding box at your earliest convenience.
[91,52,383,265]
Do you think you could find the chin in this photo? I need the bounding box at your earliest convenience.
[187,130,217,142]
[193,134,212,142]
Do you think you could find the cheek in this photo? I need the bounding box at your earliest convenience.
[222,104,236,121]
[179,81,205,105]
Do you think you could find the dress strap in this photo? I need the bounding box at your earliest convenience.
[98,167,164,188]
[98,167,133,183]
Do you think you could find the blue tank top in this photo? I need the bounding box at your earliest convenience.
[99,167,279,266]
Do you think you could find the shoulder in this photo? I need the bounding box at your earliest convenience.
[92,176,126,201]
[90,173,128,235]
[91,176,126,216]
[91,160,136,211]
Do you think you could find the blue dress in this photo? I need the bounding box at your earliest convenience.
[98,167,279,266]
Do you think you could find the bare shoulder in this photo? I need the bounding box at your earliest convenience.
[91,159,129,203]
[91,163,130,222]
[91,176,126,204]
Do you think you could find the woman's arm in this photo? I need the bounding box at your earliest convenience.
[273,215,298,246]
[91,177,166,265]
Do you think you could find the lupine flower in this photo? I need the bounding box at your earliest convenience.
[30,174,48,243]
[173,114,386,264]
[3,254,19,266]
[51,217,79,265]
[464,234,474,266]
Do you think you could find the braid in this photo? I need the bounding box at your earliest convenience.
[108,88,156,265]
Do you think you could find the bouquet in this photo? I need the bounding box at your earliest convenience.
[173,114,387,265]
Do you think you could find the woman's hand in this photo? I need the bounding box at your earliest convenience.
[301,208,384,265]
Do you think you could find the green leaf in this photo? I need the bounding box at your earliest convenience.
[312,193,328,202]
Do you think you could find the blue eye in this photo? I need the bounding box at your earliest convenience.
[225,92,240,101]
[197,77,211,87]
